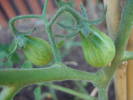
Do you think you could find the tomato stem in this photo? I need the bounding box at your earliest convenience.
[46,6,89,63]
[42,0,49,24]
[45,25,62,63]
[9,15,41,36]
[0,64,96,86]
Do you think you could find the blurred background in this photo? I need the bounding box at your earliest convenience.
[0,0,116,100]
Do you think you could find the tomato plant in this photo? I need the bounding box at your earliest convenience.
[0,0,133,100]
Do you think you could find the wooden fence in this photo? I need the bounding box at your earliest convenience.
[0,0,83,27]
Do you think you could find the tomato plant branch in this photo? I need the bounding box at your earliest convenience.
[49,6,90,27]
[45,26,62,63]
[98,88,108,100]
[49,86,58,100]
[9,15,41,36]
[42,0,48,20]
[74,81,89,95]
[0,64,97,86]
[49,6,79,26]
[43,83,96,100]
[45,5,90,63]
[2,0,132,100]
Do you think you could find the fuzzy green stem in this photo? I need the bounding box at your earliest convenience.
[9,15,41,36]
[98,88,108,100]
[44,83,96,100]
[42,0,49,24]
[48,6,82,26]
[44,6,88,63]
[45,26,62,62]
[48,5,93,29]
[55,0,62,7]
[0,64,96,86]
[48,83,58,100]
[42,0,48,18]
[74,81,89,95]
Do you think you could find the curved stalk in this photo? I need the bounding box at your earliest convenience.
[48,6,82,26]
[45,26,62,63]
[0,64,96,86]
[44,83,96,100]
[42,0,48,19]
[98,88,108,100]
[43,5,90,63]
[44,6,84,63]
[9,15,41,35]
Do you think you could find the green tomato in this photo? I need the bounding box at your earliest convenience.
[80,26,115,67]
[23,36,53,66]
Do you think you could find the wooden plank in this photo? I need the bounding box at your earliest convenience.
[127,30,133,100]
[103,0,121,39]
[0,10,8,27]
[114,62,127,100]
[27,0,42,14]
[14,0,29,15]
[103,0,127,100]
[0,0,16,18]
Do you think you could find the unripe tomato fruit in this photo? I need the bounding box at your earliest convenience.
[23,36,53,66]
[80,26,115,67]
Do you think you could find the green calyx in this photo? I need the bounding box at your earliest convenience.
[23,36,53,66]
[80,26,116,67]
